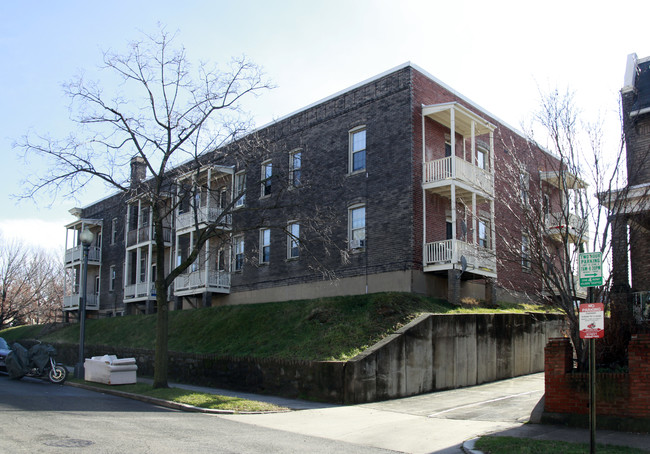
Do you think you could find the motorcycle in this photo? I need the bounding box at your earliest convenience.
[5,342,68,384]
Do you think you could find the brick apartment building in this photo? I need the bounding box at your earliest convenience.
[62,63,584,318]
[604,53,650,320]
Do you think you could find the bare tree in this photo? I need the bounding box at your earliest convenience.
[16,28,273,388]
[0,236,64,329]
[495,88,634,369]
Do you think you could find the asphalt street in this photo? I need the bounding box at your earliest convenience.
[0,375,397,454]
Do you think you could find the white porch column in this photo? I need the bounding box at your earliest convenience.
[450,108,456,177]
[472,192,477,245]
[451,184,457,263]
[471,120,476,166]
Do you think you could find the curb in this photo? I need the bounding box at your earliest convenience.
[461,438,484,454]
[66,381,291,415]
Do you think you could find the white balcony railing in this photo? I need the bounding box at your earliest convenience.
[174,270,231,292]
[63,293,99,311]
[544,212,588,243]
[424,239,496,273]
[423,156,494,195]
[176,207,232,232]
[633,292,650,322]
[124,282,156,300]
[126,225,172,247]
[64,245,102,265]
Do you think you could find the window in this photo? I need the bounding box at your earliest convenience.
[446,220,453,240]
[290,150,302,187]
[349,127,366,173]
[520,172,530,206]
[111,218,118,244]
[95,275,100,296]
[109,265,116,291]
[521,234,531,270]
[445,141,452,158]
[349,205,366,249]
[260,229,271,264]
[216,248,226,272]
[140,253,147,282]
[478,219,489,249]
[234,171,246,207]
[234,236,244,271]
[261,160,272,197]
[477,148,486,170]
[287,222,300,259]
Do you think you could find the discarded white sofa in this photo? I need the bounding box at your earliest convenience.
[84,355,138,385]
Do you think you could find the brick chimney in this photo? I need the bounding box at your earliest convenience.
[130,156,146,188]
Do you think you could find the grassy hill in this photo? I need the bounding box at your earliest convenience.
[0,292,546,361]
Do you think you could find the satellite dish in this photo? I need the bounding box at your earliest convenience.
[460,255,467,275]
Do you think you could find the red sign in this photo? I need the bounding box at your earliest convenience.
[579,303,604,339]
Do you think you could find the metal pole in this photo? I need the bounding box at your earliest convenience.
[590,337,596,453]
[75,242,89,379]
[588,284,596,454]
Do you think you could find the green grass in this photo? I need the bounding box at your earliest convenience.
[71,380,288,412]
[0,292,551,361]
[475,436,649,453]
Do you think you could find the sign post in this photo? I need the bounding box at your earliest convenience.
[579,252,604,454]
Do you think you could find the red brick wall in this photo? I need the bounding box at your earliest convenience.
[545,335,650,419]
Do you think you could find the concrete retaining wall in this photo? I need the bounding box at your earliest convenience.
[44,312,564,404]
[344,313,566,403]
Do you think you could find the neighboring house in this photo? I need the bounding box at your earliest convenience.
[602,53,650,321]
[63,63,582,318]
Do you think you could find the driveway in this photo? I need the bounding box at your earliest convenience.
[220,373,545,454]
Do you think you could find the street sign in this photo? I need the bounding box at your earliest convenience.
[579,252,603,287]
[579,303,605,339]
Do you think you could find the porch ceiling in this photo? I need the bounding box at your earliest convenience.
[422,102,495,137]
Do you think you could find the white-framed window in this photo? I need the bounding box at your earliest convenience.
[478,219,489,249]
[349,127,366,173]
[521,234,531,270]
[94,275,100,296]
[289,150,302,188]
[140,252,147,282]
[287,222,300,259]
[216,248,227,272]
[109,265,116,291]
[520,171,530,206]
[234,171,246,208]
[261,160,272,197]
[259,228,271,264]
[348,204,366,249]
[111,218,118,244]
[477,147,487,170]
[234,235,244,271]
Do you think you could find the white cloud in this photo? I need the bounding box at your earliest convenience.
[0,218,67,254]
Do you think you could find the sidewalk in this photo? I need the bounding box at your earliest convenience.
[83,374,650,453]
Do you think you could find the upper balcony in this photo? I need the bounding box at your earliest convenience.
[422,102,496,202]
[423,156,493,201]
[176,206,232,234]
[544,212,589,244]
[64,244,102,266]
[126,223,172,248]
[424,239,496,278]
[64,217,103,267]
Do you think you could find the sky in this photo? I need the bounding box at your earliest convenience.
[1,0,649,254]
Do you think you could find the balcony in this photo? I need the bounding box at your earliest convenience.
[64,245,101,266]
[126,225,172,248]
[544,212,588,244]
[124,282,156,301]
[176,207,232,233]
[423,156,493,201]
[174,270,231,296]
[63,293,99,311]
[424,239,496,277]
